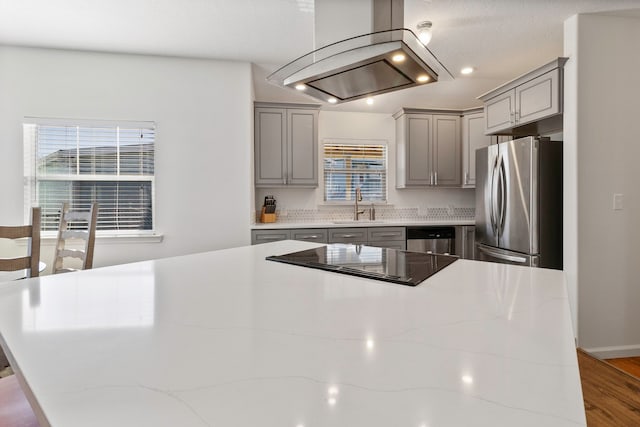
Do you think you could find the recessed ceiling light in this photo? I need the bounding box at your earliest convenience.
[366,97,374,105]
[328,97,338,104]
[417,75,430,83]
[392,53,406,63]
[295,84,306,91]
[462,375,474,384]
[461,67,474,75]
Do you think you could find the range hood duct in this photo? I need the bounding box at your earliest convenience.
[268,0,453,105]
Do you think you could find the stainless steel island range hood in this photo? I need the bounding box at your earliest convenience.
[268,0,453,105]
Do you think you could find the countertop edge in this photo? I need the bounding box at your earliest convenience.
[251,220,475,229]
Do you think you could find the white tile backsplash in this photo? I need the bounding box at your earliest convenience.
[255,206,474,224]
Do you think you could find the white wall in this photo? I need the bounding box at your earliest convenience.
[564,14,640,356]
[563,16,580,338]
[256,111,475,211]
[0,46,253,270]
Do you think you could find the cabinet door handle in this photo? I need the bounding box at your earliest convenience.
[376,233,398,237]
[298,235,319,239]
[434,171,438,186]
[464,172,469,184]
[510,111,515,125]
[430,172,433,185]
[514,111,520,123]
[340,234,356,238]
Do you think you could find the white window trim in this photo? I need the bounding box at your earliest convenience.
[23,117,158,238]
[17,232,164,247]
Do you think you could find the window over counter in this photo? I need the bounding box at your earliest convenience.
[23,118,155,234]
[323,140,387,203]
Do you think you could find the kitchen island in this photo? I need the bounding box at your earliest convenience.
[0,241,585,426]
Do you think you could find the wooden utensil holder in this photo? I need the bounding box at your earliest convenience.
[260,207,277,223]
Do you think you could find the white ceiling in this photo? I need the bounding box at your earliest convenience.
[1,0,639,113]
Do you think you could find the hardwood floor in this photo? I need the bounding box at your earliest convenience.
[577,349,640,426]
[605,357,640,379]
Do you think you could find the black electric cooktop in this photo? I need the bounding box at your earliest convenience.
[266,244,458,286]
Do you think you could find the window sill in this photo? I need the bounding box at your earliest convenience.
[37,232,164,245]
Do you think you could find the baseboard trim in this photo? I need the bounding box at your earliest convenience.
[581,344,640,359]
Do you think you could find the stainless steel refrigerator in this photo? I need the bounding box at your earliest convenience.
[475,136,562,269]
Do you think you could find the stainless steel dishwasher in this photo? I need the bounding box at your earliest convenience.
[406,226,455,255]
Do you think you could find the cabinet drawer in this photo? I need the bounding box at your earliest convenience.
[251,230,291,245]
[291,228,328,243]
[328,228,368,244]
[367,227,406,242]
[367,241,407,250]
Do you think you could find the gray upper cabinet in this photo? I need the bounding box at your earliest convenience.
[395,110,461,188]
[479,58,567,135]
[401,113,432,186]
[255,107,287,186]
[255,103,319,187]
[432,115,461,186]
[462,110,493,188]
[483,91,514,135]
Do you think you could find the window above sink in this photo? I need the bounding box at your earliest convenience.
[323,140,387,204]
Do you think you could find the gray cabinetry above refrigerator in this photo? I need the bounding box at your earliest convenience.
[478,58,567,136]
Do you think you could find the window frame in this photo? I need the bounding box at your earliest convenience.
[23,117,158,238]
[322,139,388,205]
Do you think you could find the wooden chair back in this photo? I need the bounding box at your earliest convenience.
[0,207,41,278]
[52,203,98,274]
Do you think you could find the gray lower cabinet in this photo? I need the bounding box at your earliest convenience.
[254,102,320,187]
[454,225,476,259]
[252,226,405,248]
[328,228,368,245]
[251,229,291,245]
[290,228,328,243]
[463,226,476,260]
[367,227,406,250]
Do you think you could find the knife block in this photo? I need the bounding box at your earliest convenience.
[260,207,277,223]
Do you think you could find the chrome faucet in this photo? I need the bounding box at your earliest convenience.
[354,187,365,220]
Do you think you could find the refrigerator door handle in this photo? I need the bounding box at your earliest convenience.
[477,245,528,264]
[490,155,500,236]
[498,155,507,234]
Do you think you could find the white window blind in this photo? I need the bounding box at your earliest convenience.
[323,142,387,202]
[24,119,155,232]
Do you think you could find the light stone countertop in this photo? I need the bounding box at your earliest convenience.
[251,219,475,229]
[0,240,585,427]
